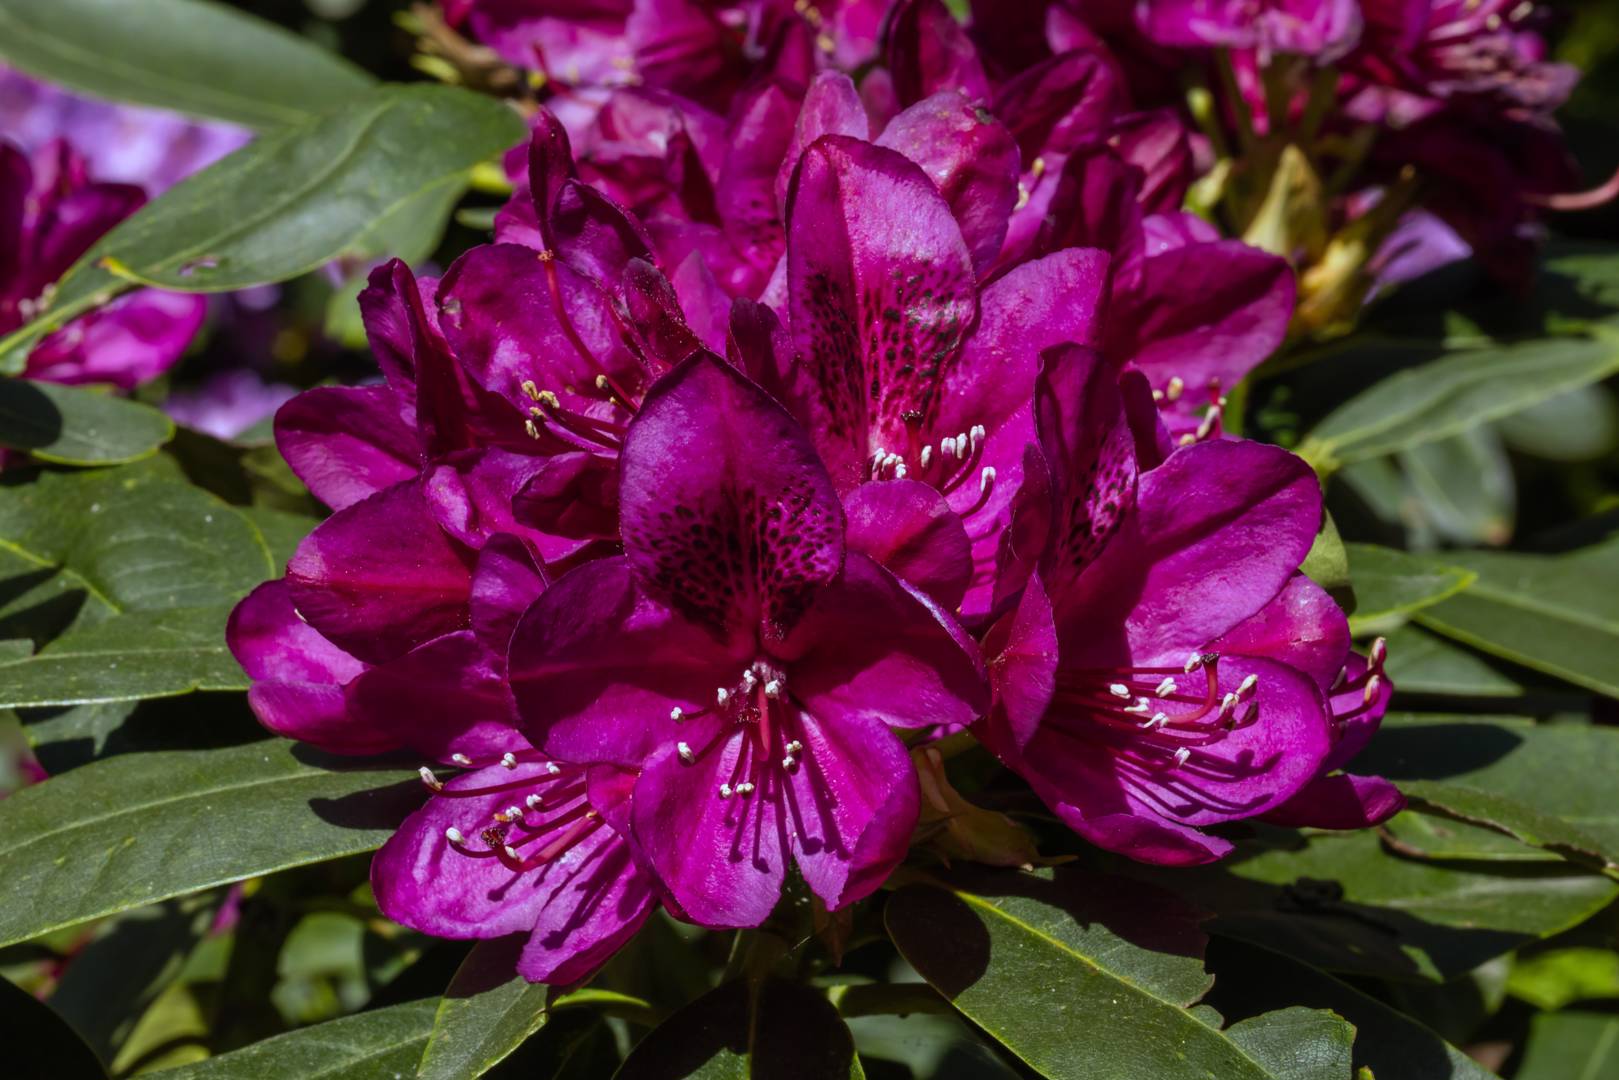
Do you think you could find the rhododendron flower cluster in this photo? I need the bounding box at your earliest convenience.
[230,55,1404,976]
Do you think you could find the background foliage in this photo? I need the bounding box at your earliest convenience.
[2,2,1619,1078]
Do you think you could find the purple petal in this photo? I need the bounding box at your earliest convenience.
[470,534,549,655]
[1212,573,1350,692]
[716,79,800,277]
[785,135,977,489]
[875,91,1020,274]
[1108,109,1194,215]
[1262,772,1405,829]
[1057,439,1322,667]
[24,290,205,389]
[286,481,473,665]
[777,552,988,732]
[885,0,991,105]
[346,631,519,762]
[510,451,621,563]
[979,572,1059,749]
[843,480,972,609]
[991,47,1124,162]
[774,71,870,217]
[510,557,748,768]
[619,353,844,638]
[274,386,418,512]
[358,259,425,404]
[423,449,549,551]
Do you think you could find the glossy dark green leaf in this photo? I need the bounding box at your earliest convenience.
[1412,539,1619,698]
[143,999,436,1079]
[238,506,319,574]
[1300,512,1351,604]
[1396,427,1515,547]
[1381,811,1562,864]
[1353,716,1619,870]
[419,938,553,1080]
[0,379,175,466]
[1343,543,1474,635]
[1513,1011,1619,1080]
[0,85,526,372]
[0,740,419,947]
[885,871,1352,1079]
[1298,336,1619,473]
[0,0,372,129]
[1182,829,1618,982]
[0,971,107,1079]
[1497,384,1619,462]
[1204,940,1501,1080]
[1507,947,1619,1011]
[1378,626,1525,698]
[616,979,865,1080]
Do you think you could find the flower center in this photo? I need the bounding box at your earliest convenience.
[417,751,603,873]
[869,418,997,516]
[670,660,812,800]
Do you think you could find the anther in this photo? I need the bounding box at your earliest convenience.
[1178,433,1197,447]
[1145,712,1169,729]
[546,762,561,775]
[1195,403,1223,441]
[521,380,541,401]
[1363,674,1383,705]
[980,466,996,494]
[536,389,561,410]
[418,766,443,792]
[764,679,783,699]
[504,845,522,862]
[501,752,519,770]
[524,419,540,440]
[970,424,986,454]
[1218,692,1239,720]
[893,462,908,480]
[785,740,803,754]
[736,781,756,795]
[1124,698,1151,714]
[670,707,685,722]
[719,783,734,799]
[716,687,731,708]
[1172,747,1192,767]
[525,793,544,810]
[678,741,694,764]
[920,446,933,470]
[1166,376,1185,402]
[451,753,473,766]
[782,755,798,770]
[445,827,465,844]
[1154,678,1178,697]
[1109,683,1132,698]
[940,436,958,459]
[1237,674,1259,700]
[1369,637,1388,669]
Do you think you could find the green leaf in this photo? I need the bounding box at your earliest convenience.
[0,740,419,947]
[419,938,553,1080]
[885,870,1352,1079]
[616,979,865,1080]
[238,507,319,574]
[1377,625,1526,698]
[1396,427,1515,546]
[0,0,372,130]
[1497,384,1619,462]
[1513,1012,1619,1080]
[1381,811,1562,864]
[1297,335,1619,474]
[1300,512,1351,604]
[0,84,526,372]
[1205,939,1501,1080]
[0,379,174,466]
[1412,539,1619,698]
[0,971,106,1080]
[1179,828,1618,982]
[1353,715,1619,871]
[1508,948,1619,1011]
[1342,544,1475,635]
[1223,1009,1355,1080]
[143,999,436,1079]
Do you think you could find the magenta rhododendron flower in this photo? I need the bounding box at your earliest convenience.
[978,346,1348,865]
[1,139,205,390]
[510,354,988,927]
[1137,0,1365,62]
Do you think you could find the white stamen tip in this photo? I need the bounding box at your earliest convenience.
[505,804,524,821]
[1166,375,1185,402]
[941,436,957,459]
[504,846,521,861]
[783,756,797,770]
[1238,674,1259,698]
[418,766,443,791]
[893,462,908,480]
[546,762,562,775]
[737,782,755,795]
[520,379,540,401]
[445,827,465,844]
[451,753,473,766]
[740,670,758,692]
[980,466,996,494]
[1172,747,1192,767]
[786,740,803,754]
[1109,683,1131,698]
[678,741,694,763]
[1186,652,1212,673]
[1178,433,1197,447]
[1124,698,1151,714]
[1219,692,1239,718]
[764,679,783,698]
[970,424,986,452]
[501,752,519,769]
[1155,677,1178,697]
[920,446,933,470]
[719,783,733,799]
[1370,637,1388,668]
[526,794,544,810]
[716,687,731,707]
[1363,675,1383,705]
[1146,712,1169,729]
[670,707,685,722]
[1153,389,1165,403]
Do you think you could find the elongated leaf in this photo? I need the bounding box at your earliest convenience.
[1353,716,1619,871]
[0,379,174,466]
[1175,829,1619,982]
[1514,1011,1619,1080]
[1205,940,1501,1080]
[145,1000,436,1079]
[616,980,865,1080]
[1343,543,1474,635]
[420,938,553,1080]
[0,971,107,1080]
[0,85,526,372]
[0,0,372,129]
[1381,811,1562,864]
[1507,947,1619,1011]
[885,871,1352,1079]
[1396,427,1515,546]
[1412,540,1619,698]
[1378,625,1525,698]
[0,740,419,947]
[1298,336,1619,473]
